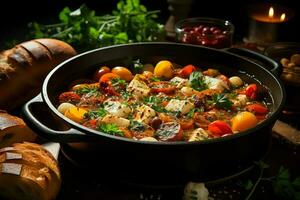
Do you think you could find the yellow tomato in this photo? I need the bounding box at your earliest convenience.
[64,107,87,123]
[111,66,133,81]
[154,60,174,79]
[231,111,258,132]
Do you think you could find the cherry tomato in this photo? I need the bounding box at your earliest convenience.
[245,103,268,115]
[245,84,257,100]
[59,92,81,104]
[111,66,133,82]
[179,64,196,78]
[93,66,110,81]
[154,60,174,79]
[231,111,258,132]
[99,73,120,85]
[150,81,176,94]
[208,120,232,137]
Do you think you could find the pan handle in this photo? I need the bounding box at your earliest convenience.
[22,94,92,143]
[225,47,280,75]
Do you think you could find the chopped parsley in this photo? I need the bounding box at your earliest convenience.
[150,76,161,82]
[111,78,126,87]
[75,86,99,96]
[211,94,233,110]
[97,123,124,136]
[84,108,107,119]
[120,90,132,100]
[188,71,207,91]
[143,96,168,113]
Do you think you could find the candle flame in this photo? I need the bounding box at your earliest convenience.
[280,13,286,21]
[268,7,274,18]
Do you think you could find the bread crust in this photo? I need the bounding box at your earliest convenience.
[0,39,76,110]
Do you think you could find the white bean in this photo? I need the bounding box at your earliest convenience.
[229,76,243,87]
[57,102,76,114]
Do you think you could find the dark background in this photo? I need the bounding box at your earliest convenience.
[0,0,299,48]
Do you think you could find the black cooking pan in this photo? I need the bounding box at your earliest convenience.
[22,43,285,184]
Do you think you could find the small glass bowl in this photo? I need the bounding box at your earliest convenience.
[264,42,300,86]
[175,17,235,49]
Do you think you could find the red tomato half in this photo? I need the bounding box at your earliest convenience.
[245,84,257,100]
[179,64,196,78]
[59,92,81,104]
[246,103,268,115]
[208,120,232,137]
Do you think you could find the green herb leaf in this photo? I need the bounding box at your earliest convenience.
[150,77,161,82]
[75,86,99,96]
[98,123,124,136]
[211,94,233,110]
[188,71,207,92]
[84,108,107,119]
[59,7,71,23]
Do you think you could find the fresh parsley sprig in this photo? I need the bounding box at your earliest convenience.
[75,86,99,96]
[84,108,107,119]
[188,71,207,92]
[98,123,124,136]
[210,94,233,110]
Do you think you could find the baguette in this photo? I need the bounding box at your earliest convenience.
[0,142,61,200]
[0,111,36,148]
[0,38,76,110]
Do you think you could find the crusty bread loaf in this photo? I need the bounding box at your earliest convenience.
[0,38,76,110]
[0,111,36,148]
[0,142,61,200]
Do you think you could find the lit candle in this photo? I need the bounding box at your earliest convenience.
[247,4,292,45]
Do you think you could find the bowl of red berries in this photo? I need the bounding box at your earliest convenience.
[175,17,235,49]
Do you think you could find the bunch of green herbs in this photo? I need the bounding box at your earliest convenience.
[28,0,164,52]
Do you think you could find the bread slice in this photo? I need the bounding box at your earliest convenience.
[0,111,36,148]
[0,142,61,200]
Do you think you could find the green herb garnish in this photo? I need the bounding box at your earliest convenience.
[150,77,161,82]
[143,96,167,112]
[75,86,99,96]
[98,123,124,136]
[188,71,207,92]
[111,78,126,87]
[211,94,233,110]
[84,108,107,119]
